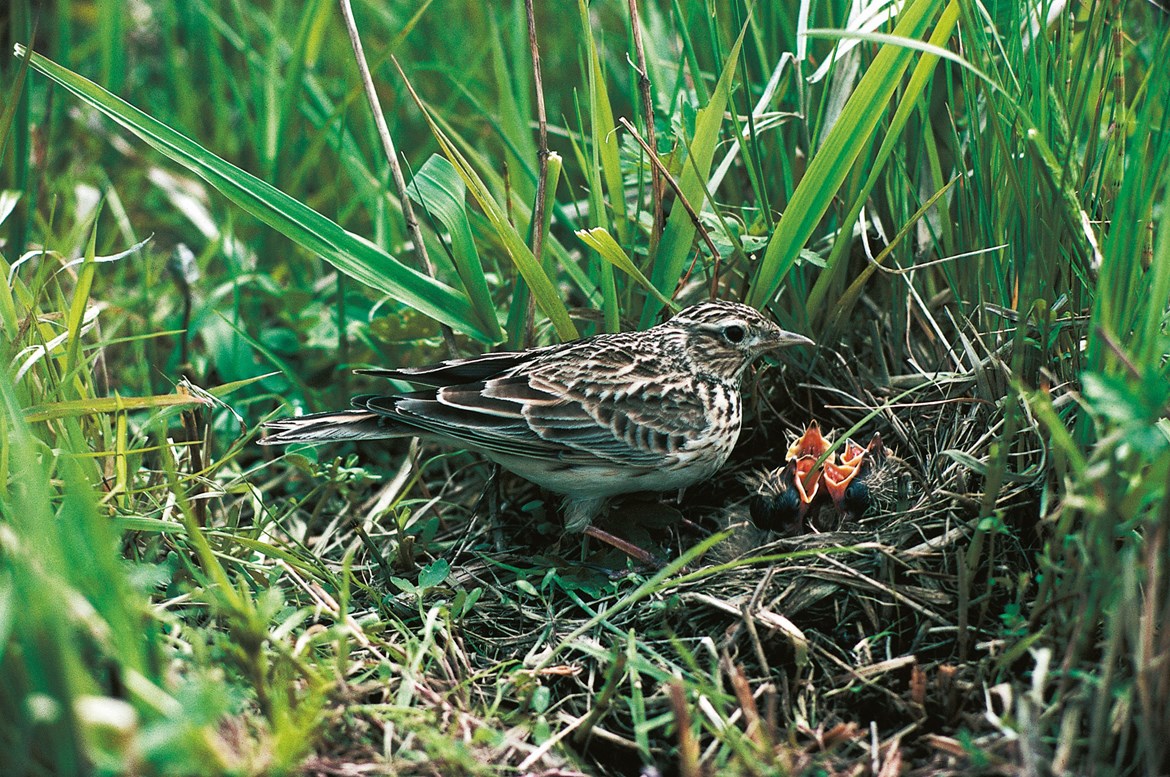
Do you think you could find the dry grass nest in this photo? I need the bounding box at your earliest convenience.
[257,307,1056,771]
[350,326,1053,771]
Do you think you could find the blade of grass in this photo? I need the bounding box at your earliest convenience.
[18,46,494,343]
[578,0,630,249]
[269,0,331,184]
[22,392,210,423]
[746,0,943,311]
[805,0,960,325]
[576,228,676,311]
[408,155,503,341]
[63,211,99,388]
[392,58,578,342]
[488,12,537,204]
[641,25,746,327]
[577,0,622,332]
[5,13,33,258]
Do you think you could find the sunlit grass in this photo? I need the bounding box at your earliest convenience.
[2,0,1168,773]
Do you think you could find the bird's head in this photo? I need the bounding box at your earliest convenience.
[667,300,813,382]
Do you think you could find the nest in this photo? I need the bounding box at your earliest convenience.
[407,333,1048,770]
[282,310,1054,772]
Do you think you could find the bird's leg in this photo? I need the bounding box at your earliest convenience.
[481,464,507,552]
[583,525,657,566]
[471,463,498,516]
[566,496,660,566]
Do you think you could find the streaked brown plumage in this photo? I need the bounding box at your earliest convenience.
[263,300,812,534]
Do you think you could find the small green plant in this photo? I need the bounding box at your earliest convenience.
[2,0,1168,773]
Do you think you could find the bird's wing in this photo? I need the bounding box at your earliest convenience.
[360,382,567,460]
[525,368,714,465]
[355,345,560,386]
[358,344,713,466]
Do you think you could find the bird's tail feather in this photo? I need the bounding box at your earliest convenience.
[261,410,405,445]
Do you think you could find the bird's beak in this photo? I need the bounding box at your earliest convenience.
[758,325,814,352]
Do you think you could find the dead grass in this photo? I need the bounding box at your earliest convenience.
[234,307,1058,775]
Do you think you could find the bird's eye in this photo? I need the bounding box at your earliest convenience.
[723,324,746,343]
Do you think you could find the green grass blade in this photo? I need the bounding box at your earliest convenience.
[746,0,942,310]
[63,212,99,384]
[22,392,210,423]
[269,0,332,183]
[408,155,504,342]
[488,13,537,204]
[19,47,493,343]
[399,69,578,342]
[578,0,630,247]
[576,228,676,311]
[641,26,746,328]
[577,0,622,331]
[805,0,960,324]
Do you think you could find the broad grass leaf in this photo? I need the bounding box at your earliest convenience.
[641,27,747,328]
[747,0,944,311]
[409,155,503,341]
[19,47,495,342]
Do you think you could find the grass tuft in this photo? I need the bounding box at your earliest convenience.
[2,0,1167,773]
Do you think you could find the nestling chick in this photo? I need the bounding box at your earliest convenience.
[747,425,890,533]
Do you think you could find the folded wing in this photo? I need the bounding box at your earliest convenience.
[356,342,711,466]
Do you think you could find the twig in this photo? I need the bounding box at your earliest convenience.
[627,0,663,254]
[338,0,459,357]
[177,383,206,527]
[817,553,951,626]
[524,0,551,347]
[618,116,723,298]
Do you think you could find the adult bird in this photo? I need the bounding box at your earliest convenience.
[263,300,813,558]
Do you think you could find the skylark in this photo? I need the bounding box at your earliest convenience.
[263,300,812,548]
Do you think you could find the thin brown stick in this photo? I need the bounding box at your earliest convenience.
[338,0,459,358]
[178,387,206,527]
[583,525,657,565]
[627,0,663,255]
[669,680,701,777]
[524,0,550,348]
[618,116,723,299]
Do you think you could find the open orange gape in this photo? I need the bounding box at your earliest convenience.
[748,422,887,535]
